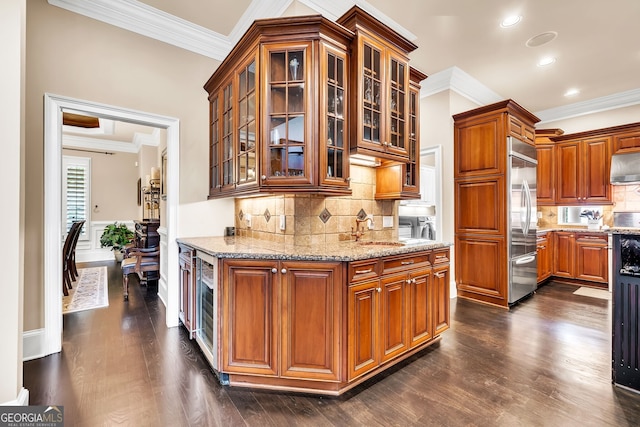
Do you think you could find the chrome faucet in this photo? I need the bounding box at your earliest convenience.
[351,217,372,241]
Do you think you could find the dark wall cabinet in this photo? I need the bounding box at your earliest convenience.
[204,7,426,199]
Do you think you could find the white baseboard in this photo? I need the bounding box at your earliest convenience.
[22,329,46,362]
[157,277,168,308]
[1,388,29,406]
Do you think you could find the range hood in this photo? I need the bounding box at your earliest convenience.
[610,152,640,185]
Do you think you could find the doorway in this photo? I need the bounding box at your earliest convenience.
[43,94,181,356]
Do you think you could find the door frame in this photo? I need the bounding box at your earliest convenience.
[43,93,181,356]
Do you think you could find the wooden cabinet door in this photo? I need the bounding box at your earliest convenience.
[553,232,575,278]
[379,274,409,363]
[454,114,505,178]
[348,279,379,380]
[536,144,555,205]
[223,260,278,376]
[537,235,552,283]
[455,176,505,235]
[408,269,432,348]
[432,264,450,336]
[575,234,608,283]
[555,141,581,204]
[455,235,508,306]
[280,261,342,381]
[261,42,313,188]
[582,137,611,203]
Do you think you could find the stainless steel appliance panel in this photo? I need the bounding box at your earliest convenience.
[508,136,537,304]
[509,253,537,304]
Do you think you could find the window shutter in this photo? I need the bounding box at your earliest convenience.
[63,156,91,236]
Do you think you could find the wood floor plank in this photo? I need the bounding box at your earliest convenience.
[23,262,640,426]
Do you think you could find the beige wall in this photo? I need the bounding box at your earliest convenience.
[540,104,640,135]
[1,0,25,404]
[24,0,222,330]
[62,149,140,222]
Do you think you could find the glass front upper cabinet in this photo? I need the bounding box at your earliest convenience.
[322,44,348,187]
[263,44,311,186]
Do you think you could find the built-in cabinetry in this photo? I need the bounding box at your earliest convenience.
[535,129,563,206]
[453,100,540,308]
[535,123,640,206]
[536,233,553,283]
[552,231,608,284]
[204,7,426,200]
[555,136,611,205]
[179,239,450,395]
[222,259,342,381]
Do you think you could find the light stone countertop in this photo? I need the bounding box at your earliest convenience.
[537,227,640,235]
[177,236,452,262]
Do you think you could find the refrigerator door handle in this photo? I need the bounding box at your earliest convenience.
[515,254,536,265]
[521,179,531,236]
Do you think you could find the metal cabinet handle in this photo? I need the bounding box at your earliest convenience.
[406,279,411,284]
[435,272,445,278]
[435,255,446,259]
[376,287,381,293]
[271,268,277,274]
[401,260,415,265]
[355,268,373,274]
[281,268,287,274]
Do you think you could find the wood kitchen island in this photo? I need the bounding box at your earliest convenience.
[176,236,451,395]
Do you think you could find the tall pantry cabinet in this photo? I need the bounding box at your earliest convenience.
[453,100,540,308]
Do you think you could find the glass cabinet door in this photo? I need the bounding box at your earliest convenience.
[362,42,382,146]
[209,96,219,195]
[404,87,419,191]
[221,82,234,188]
[237,58,257,185]
[264,43,311,184]
[324,45,348,184]
[388,55,407,154]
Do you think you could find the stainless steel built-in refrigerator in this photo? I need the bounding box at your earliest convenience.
[508,137,538,304]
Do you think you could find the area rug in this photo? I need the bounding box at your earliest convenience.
[573,286,611,300]
[63,266,109,314]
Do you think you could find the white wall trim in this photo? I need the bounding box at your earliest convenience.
[535,87,640,124]
[1,388,29,406]
[48,0,232,61]
[48,0,417,61]
[43,93,181,357]
[22,329,45,362]
[75,220,135,263]
[421,66,503,106]
[158,226,168,304]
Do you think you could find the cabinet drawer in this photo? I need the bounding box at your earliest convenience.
[431,248,450,265]
[575,233,608,245]
[382,252,430,275]
[348,259,379,283]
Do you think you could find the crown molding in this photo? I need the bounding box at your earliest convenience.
[535,88,640,124]
[421,66,503,106]
[48,0,232,60]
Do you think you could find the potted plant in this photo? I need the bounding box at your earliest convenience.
[100,222,135,261]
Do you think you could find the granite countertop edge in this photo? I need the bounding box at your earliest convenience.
[177,236,452,262]
[537,227,640,235]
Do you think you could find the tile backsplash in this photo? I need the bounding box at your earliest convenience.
[234,165,397,245]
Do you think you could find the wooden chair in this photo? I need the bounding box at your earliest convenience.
[62,221,83,296]
[67,220,85,282]
[121,246,160,301]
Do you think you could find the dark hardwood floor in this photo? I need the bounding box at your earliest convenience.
[24,262,640,426]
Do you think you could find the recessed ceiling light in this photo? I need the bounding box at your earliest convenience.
[500,15,522,28]
[537,57,556,67]
[564,88,580,97]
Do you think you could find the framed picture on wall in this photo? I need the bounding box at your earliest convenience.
[161,149,167,200]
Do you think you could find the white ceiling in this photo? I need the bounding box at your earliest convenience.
[49,0,640,124]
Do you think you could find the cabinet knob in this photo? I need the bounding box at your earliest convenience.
[376,287,381,293]
[406,279,411,284]
[261,175,267,180]
[271,268,278,274]
[346,177,351,182]
[281,268,287,274]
